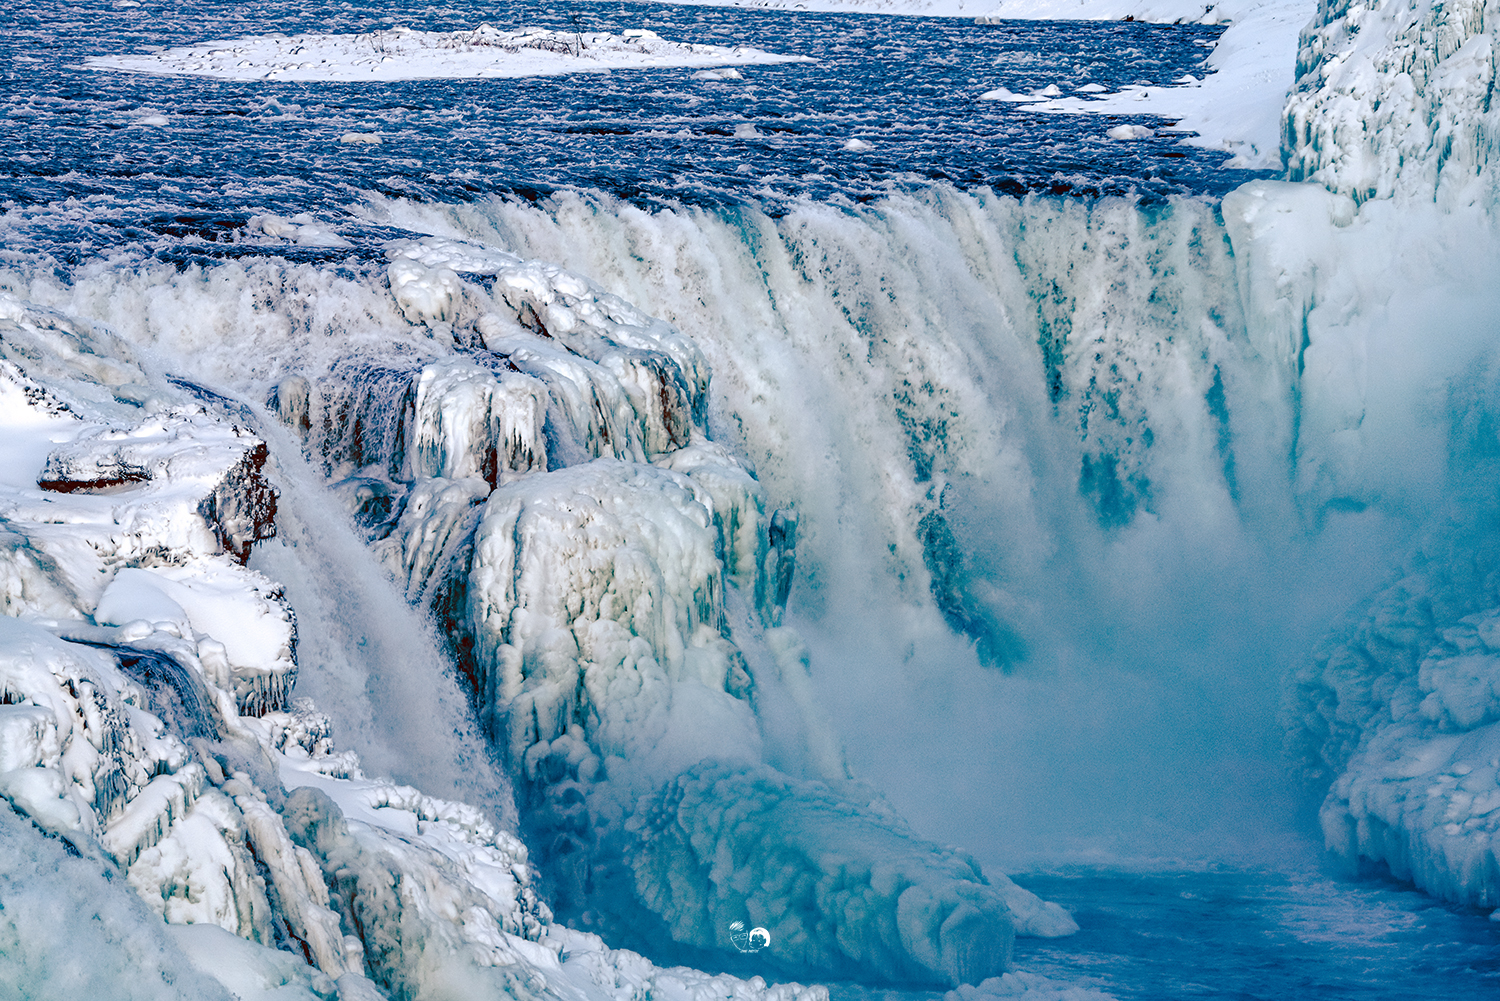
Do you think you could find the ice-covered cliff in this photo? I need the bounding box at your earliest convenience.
[6,0,1500,993]
[0,203,1087,997]
[1269,0,1500,916]
[1285,0,1500,205]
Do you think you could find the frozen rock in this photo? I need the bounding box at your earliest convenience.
[166,923,339,1001]
[464,459,1019,984]
[246,214,351,249]
[0,292,153,406]
[633,762,1015,985]
[0,528,83,621]
[95,561,297,717]
[409,356,547,483]
[387,257,464,327]
[1290,523,1500,908]
[37,412,277,563]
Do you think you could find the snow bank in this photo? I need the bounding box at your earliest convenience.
[1013,0,1315,168]
[85,24,810,82]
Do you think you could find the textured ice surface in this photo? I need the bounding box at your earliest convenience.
[86,25,811,81]
[0,297,836,1000]
[1284,0,1500,205]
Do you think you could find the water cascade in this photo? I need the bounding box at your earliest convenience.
[2,0,1500,997]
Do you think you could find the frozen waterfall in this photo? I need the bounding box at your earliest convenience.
[4,0,1500,997]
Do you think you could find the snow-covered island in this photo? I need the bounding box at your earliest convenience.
[85,24,812,81]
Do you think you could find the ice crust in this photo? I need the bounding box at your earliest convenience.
[1287,525,1500,909]
[1284,0,1500,206]
[275,236,1068,982]
[0,226,1070,993]
[86,25,811,82]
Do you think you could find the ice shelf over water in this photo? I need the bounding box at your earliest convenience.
[85,24,811,81]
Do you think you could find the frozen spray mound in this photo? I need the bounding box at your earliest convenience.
[85,24,810,82]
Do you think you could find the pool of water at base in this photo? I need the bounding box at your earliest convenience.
[824,865,1500,1000]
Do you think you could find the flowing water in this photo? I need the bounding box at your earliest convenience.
[6,0,1499,996]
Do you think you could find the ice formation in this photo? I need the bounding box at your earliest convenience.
[1287,521,1500,910]
[86,25,811,82]
[1284,0,1500,205]
[344,0,1500,914]
[268,236,1076,985]
[0,291,835,1000]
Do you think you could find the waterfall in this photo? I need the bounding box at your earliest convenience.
[361,182,1500,866]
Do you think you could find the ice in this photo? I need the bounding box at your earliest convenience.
[0,312,838,999]
[12,0,1500,987]
[1284,0,1500,206]
[978,87,1035,102]
[0,804,235,1001]
[1293,541,1500,908]
[246,214,352,249]
[166,923,338,1001]
[1105,124,1154,140]
[85,25,812,83]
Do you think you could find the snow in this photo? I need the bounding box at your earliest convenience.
[166,923,339,1001]
[85,25,812,82]
[0,331,837,999]
[1284,0,1500,205]
[0,216,1083,992]
[989,0,1314,168]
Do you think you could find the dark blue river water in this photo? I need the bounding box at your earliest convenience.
[4,0,1243,262]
